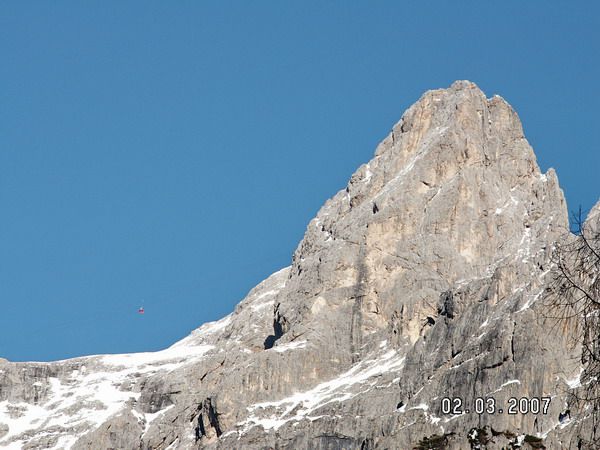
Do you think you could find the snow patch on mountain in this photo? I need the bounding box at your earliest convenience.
[235,349,406,434]
[0,339,214,449]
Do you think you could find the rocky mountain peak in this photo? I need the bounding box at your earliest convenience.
[280,81,567,357]
[294,81,566,267]
[0,82,591,450]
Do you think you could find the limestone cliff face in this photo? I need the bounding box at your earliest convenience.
[0,81,595,449]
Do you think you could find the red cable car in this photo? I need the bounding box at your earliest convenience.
[138,307,145,314]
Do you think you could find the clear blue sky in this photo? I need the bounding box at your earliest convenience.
[1,3,598,361]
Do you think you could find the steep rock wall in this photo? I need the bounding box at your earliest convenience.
[0,81,595,450]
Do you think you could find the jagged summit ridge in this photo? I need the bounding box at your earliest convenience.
[279,80,566,355]
[0,82,590,450]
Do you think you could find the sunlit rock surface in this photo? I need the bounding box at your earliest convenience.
[1,81,595,449]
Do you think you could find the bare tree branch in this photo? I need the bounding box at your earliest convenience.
[545,207,600,447]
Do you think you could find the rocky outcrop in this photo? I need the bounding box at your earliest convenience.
[0,81,596,449]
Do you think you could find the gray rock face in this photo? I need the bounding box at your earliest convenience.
[0,81,595,449]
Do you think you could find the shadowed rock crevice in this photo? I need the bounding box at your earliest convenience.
[263,318,284,350]
[194,397,222,442]
[438,290,455,319]
[264,305,287,349]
